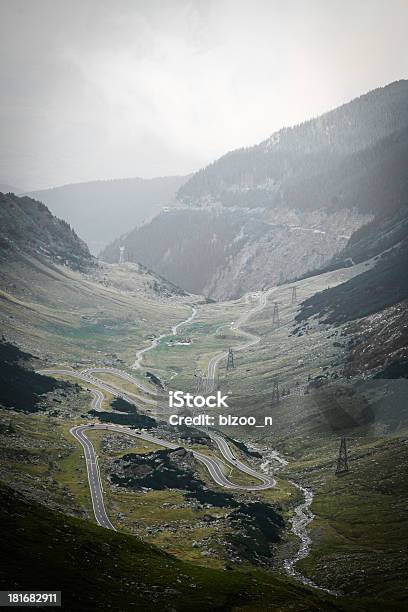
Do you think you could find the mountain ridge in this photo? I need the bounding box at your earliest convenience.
[177,79,408,211]
[0,192,93,271]
[27,174,189,254]
[101,81,408,299]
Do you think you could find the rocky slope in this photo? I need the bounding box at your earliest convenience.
[101,206,369,299]
[0,192,93,271]
[102,81,408,299]
[296,198,408,380]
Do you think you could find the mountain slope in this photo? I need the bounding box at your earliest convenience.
[296,199,408,380]
[178,80,408,210]
[0,192,93,271]
[27,175,188,254]
[102,82,408,299]
[101,206,364,299]
[0,482,366,611]
[0,194,193,364]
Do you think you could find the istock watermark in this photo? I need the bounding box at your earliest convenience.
[169,390,229,409]
[167,390,273,428]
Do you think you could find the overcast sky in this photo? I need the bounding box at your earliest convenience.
[1,0,408,190]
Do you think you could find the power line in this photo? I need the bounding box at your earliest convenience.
[271,380,280,405]
[226,347,235,370]
[335,437,349,474]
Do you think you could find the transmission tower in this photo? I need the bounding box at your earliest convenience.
[271,381,280,405]
[335,437,349,474]
[273,302,280,324]
[291,286,298,304]
[119,246,125,264]
[226,348,235,370]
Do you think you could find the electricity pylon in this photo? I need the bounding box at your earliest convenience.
[119,246,125,264]
[226,348,235,370]
[335,437,349,474]
[271,381,280,405]
[291,286,297,304]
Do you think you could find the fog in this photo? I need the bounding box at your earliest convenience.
[1,0,408,190]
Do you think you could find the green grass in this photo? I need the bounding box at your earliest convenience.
[3,255,407,607]
[0,253,194,366]
[289,435,408,602]
[0,481,379,611]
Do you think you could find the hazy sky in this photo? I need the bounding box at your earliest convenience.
[1,0,408,190]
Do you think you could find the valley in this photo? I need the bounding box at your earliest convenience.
[2,245,406,608]
[1,79,408,610]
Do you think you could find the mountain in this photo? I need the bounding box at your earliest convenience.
[0,339,75,413]
[101,205,362,299]
[177,80,408,211]
[27,175,189,254]
[101,81,408,299]
[0,192,93,271]
[295,198,408,380]
[0,192,190,364]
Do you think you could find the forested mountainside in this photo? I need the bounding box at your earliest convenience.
[177,80,408,211]
[101,83,408,299]
[100,206,366,298]
[0,192,93,271]
[28,175,188,254]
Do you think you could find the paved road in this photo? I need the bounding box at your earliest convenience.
[83,367,156,397]
[71,422,274,529]
[40,368,156,406]
[49,294,276,530]
[204,288,279,488]
[206,289,276,390]
[70,425,116,530]
[132,305,197,370]
[210,431,276,487]
[44,305,197,397]
[56,365,273,493]
[90,388,104,411]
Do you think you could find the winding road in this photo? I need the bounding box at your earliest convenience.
[132,305,197,370]
[40,367,158,406]
[206,289,276,389]
[48,296,276,531]
[46,284,328,592]
[71,421,274,530]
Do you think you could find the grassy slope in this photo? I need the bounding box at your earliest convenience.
[295,240,408,325]
[0,481,366,612]
[150,265,408,605]
[0,410,93,519]
[1,226,406,608]
[0,252,193,365]
[285,435,408,603]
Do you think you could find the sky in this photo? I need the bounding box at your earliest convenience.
[1,0,408,191]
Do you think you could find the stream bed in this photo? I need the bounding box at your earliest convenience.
[251,443,337,595]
